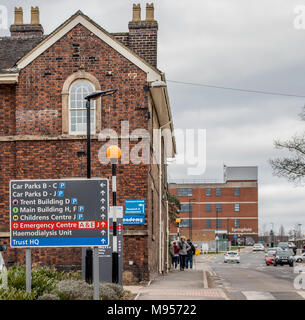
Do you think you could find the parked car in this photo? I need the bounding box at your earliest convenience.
[294,252,305,263]
[253,243,265,251]
[277,242,289,250]
[274,250,294,267]
[265,248,277,256]
[265,252,275,266]
[224,251,240,263]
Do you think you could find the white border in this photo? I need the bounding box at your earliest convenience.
[9,178,109,248]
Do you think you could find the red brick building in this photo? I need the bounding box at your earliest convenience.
[0,4,175,282]
[169,166,258,244]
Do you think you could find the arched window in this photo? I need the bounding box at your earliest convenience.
[69,80,95,135]
[62,72,102,135]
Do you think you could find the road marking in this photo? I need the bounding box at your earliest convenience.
[203,271,209,288]
[242,291,276,300]
[296,291,305,299]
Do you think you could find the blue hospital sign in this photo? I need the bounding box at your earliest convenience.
[123,216,145,225]
[124,200,145,215]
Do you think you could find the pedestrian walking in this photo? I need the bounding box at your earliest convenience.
[185,239,196,269]
[293,246,297,256]
[171,241,179,269]
[177,236,190,271]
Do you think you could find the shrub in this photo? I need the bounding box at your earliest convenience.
[38,293,59,300]
[99,284,118,300]
[101,283,125,299]
[5,264,81,299]
[0,287,35,300]
[55,279,93,300]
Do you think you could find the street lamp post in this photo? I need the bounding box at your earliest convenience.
[216,207,220,253]
[106,145,121,284]
[84,89,116,291]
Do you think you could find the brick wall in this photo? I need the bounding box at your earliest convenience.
[0,22,166,281]
[128,21,158,68]
[169,182,258,240]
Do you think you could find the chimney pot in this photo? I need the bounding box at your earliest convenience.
[146,3,155,22]
[31,6,40,24]
[132,4,141,22]
[14,7,23,25]
[10,7,44,38]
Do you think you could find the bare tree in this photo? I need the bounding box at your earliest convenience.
[270,133,305,182]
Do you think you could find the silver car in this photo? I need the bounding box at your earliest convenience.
[224,251,240,263]
[253,243,265,252]
[294,252,305,263]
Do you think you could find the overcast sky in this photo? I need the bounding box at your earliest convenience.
[2,0,305,235]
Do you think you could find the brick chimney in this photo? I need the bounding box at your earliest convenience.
[128,3,158,67]
[10,7,44,38]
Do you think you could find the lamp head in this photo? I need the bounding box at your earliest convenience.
[106,145,121,161]
[85,89,117,101]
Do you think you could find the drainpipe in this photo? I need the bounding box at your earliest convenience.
[166,199,169,272]
[159,120,172,274]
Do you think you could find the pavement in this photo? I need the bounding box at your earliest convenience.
[125,247,305,300]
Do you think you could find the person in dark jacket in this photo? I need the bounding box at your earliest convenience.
[171,242,180,269]
[177,236,190,271]
[185,239,196,269]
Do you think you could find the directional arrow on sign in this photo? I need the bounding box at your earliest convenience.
[100,198,106,204]
[101,214,106,219]
[101,239,106,244]
[101,206,106,212]
[100,190,105,195]
[100,183,106,187]
[101,230,106,235]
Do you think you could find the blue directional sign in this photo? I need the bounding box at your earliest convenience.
[124,200,145,215]
[234,234,238,239]
[123,216,145,225]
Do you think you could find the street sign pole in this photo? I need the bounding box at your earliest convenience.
[93,246,99,300]
[112,162,119,284]
[26,248,31,293]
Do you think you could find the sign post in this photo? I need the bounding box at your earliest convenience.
[25,248,31,293]
[10,178,109,300]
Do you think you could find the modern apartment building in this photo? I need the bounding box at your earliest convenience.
[169,166,258,244]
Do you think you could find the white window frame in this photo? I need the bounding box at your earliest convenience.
[69,80,96,135]
[234,203,240,212]
[61,71,102,135]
